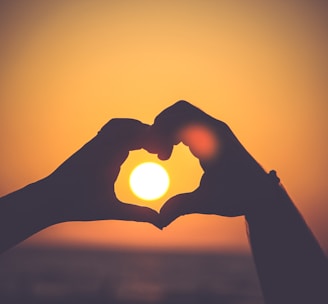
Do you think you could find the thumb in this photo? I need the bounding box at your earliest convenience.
[159,191,202,228]
[113,202,161,229]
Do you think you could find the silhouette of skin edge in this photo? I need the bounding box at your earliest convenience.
[0,100,327,304]
[0,118,161,253]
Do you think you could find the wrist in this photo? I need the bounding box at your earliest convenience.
[244,170,292,220]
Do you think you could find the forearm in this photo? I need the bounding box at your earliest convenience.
[0,180,62,253]
[246,179,328,304]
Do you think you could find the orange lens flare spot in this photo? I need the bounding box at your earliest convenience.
[179,124,218,160]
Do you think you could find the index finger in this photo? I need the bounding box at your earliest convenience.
[149,101,222,162]
[98,118,151,151]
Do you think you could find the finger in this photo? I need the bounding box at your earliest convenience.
[154,100,213,129]
[152,100,216,140]
[143,133,174,160]
[149,101,223,161]
[145,101,201,158]
[112,202,161,229]
[94,119,152,172]
[159,190,205,228]
[98,118,151,151]
[149,101,202,156]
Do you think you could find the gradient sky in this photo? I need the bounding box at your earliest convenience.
[1,0,327,253]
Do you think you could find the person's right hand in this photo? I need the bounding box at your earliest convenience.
[41,118,159,226]
[149,101,274,228]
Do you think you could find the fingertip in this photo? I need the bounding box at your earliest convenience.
[157,147,173,160]
[159,192,200,228]
[158,201,180,228]
[157,217,171,230]
[149,221,164,230]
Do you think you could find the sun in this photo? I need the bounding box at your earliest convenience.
[129,162,170,201]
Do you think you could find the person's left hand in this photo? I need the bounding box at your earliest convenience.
[41,118,160,227]
[147,101,271,228]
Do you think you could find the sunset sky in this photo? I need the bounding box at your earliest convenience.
[1,0,327,253]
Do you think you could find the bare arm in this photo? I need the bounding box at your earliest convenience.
[246,175,328,304]
[0,118,159,254]
[0,180,60,253]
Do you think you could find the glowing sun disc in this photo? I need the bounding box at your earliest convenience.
[129,162,170,201]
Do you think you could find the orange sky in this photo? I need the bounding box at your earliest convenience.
[0,0,327,253]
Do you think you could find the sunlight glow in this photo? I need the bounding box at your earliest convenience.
[129,162,170,201]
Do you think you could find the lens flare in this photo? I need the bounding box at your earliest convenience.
[179,124,218,160]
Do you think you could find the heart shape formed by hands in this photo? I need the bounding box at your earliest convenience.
[49,100,270,230]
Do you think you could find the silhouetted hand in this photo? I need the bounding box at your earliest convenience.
[42,118,159,226]
[151,101,328,304]
[150,101,271,227]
